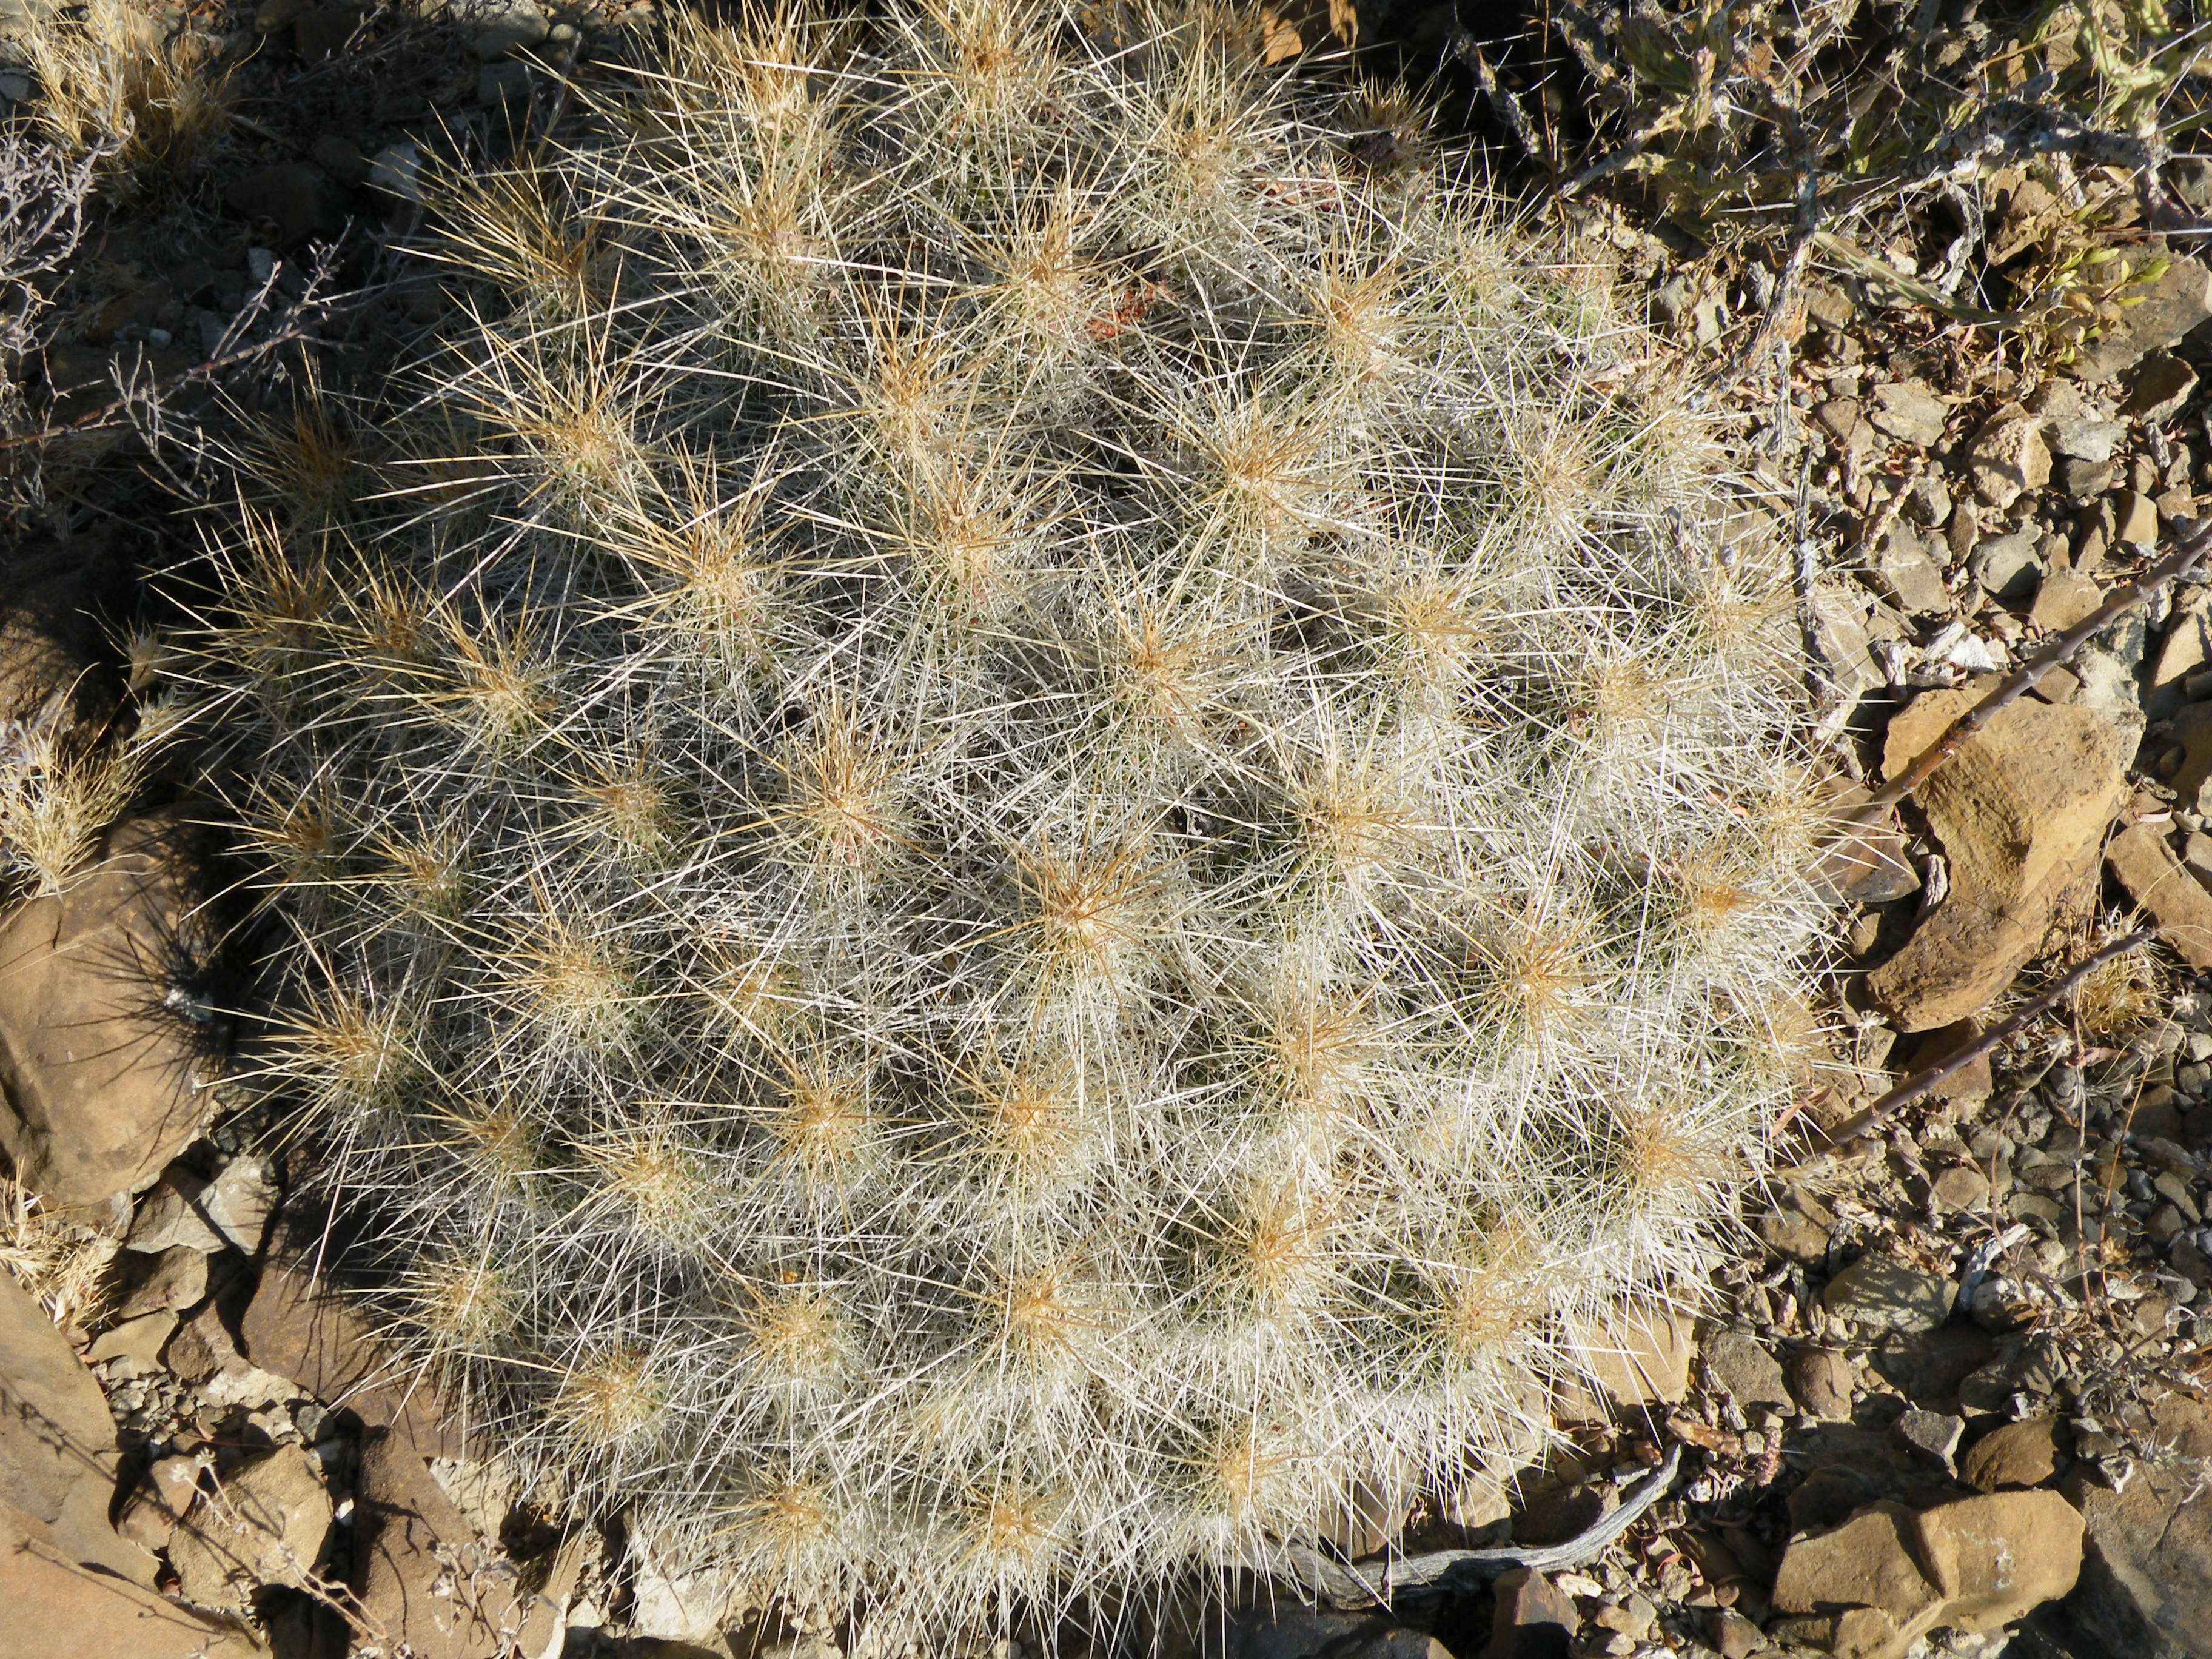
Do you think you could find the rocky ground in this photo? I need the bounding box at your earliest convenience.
[8,0,2212,1656]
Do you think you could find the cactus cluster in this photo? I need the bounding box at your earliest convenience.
[182,0,1825,1640]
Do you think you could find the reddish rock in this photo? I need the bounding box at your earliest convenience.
[0,1500,267,1658]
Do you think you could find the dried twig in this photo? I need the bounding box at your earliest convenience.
[1278,1444,1685,1609]
[1816,928,2159,1149]
[1832,519,2212,836]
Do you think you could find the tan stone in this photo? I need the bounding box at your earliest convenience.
[167,1444,333,1609]
[2108,821,2212,968]
[1771,1501,1945,1631]
[2029,567,2103,632]
[1959,1418,2065,1492]
[1965,414,2052,509]
[0,811,225,1206]
[1556,1302,1695,1421]
[1912,1488,2083,1631]
[0,1500,267,1659]
[0,1275,153,1586]
[1868,688,2130,1030]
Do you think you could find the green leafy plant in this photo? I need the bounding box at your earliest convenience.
[179,0,1824,1641]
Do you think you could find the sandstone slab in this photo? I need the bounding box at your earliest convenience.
[2108,821,2212,969]
[0,811,225,1207]
[167,1443,333,1609]
[1868,688,2130,1030]
[0,1500,267,1659]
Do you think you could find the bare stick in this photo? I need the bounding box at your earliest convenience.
[1831,520,2212,837]
[1817,928,2158,1149]
[1278,1444,1685,1609]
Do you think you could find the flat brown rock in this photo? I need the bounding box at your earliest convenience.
[0,1275,153,1586]
[1868,688,2128,1030]
[0,1499,266,1659]
[0,811,225,1207]
[2107,820,2212,968]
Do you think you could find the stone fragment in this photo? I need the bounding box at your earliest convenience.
[1486,1568,1577,1659]
[0,1276,153,1584]
[2117,488,2161,551]
[469,0,547,58]
[367,140,423,203]
[2034,378,2127,461]
[1894,1408,1965,1467]
[0,811,225,1207]
[84,1309,177,1373]
[1810,780,1918,905]
[1959,1416,2063,1492]
[350,1427,551,1658]
[168,1443,333,1608]
[1823,1256,1957,1335]
[1770,1501,1944,1629]
[1975,529,2044,601]
[2108,822,2212,969]
[2062,1395,2212,1656]
[127,1156,276,1255]
[477,58,533,102]
[1703,1329,1789,1410]
[1914,1488,2083,1632]
[2030,567,2103,632]
[1867,688,2130,1030]
[1868,527,1948,615]
[0,1501,268,1658]
[2058,455,2117,499]
[1868,381,1948,446]
[118,1243,210,1319]
[1706,1607,1764,1659]
[2068,255,2212,381]
[1817,400,1874,457]
[1789,1347,1856,1421]
[116,1453,207,1552]
[1929,1165,1990,1212]
[1963,415,2051,509]
[1759,1186,1837,1265]
[2123,352,2199,422]
[1558,1303,1694,1418]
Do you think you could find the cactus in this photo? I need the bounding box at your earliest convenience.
[179,0,1825,1641]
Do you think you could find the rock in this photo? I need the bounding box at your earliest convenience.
[0,1501,269,1658]
[83,1309,176,1373]
[1975,529,2045,601]
[115,1453,207,1552]
[307,132,370,186]
[2030,567,2103,632]
[2062,1395,2212,1657]
[1205,1606,1449,1659]
[2058,455,2118,500]
[221,163,349,247]
[0,1275,153,1584]
[1759,1185,1837,1264]
[2123,352,2199,422]
[1873,529,1951,614]
[2117,488,2161,551]
[1706,1606,1765,1659]
[2034,379,2127,461]
[1703,1328,1789,1410]
[0,811,226,1207]
[1867,688,2130,1030]
[290,3,359,58]
[126,1156,276,1255]
[1770,1492,2082,1659]
[1867,1325,1992,1413]
[1486,1567,1577,1659]
[1771,1501,1944,1630]
[1822,1255,1956,1335]
[239,1253,466,1460]
[1894,1408,1965,1468]
[167,1443,334,1608]
[1959,1416,2064,1492]
[367,140,423,203]
[1914,1488,2083,1631]
[1963,415,2052,509]
[1868,381,1948,448]
[1789,1347,1856,1420]
[118,1243,210,1319]
[1817,398,1873,457]
[1929,1164,1991,1212]
[2068,255,2212,381]
[2148,592,2212,720]
[1900,1019,1992,1103]
[352,1427,545,1658]
[1558,1302,1694,1418]
[469,0,547,58]
[2108,822,2212,970]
